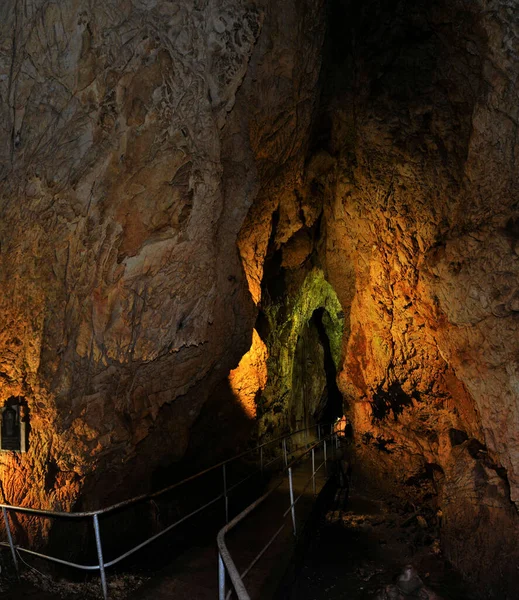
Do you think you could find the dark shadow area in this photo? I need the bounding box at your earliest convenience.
[277,458,471,600]
[262,209,287,304]
[311,307,343,425]
[255,308,270,342]
[371,382,415,421]
[39,376,263,589]
[310,0,485,188]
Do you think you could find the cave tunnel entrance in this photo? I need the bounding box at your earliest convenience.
[291,307,343,431]
[311,307,343,424]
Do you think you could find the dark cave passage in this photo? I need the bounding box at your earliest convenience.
[288,294,345,433]
[310,307,343,425]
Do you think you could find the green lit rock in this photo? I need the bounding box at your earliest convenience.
[258,267,344,435]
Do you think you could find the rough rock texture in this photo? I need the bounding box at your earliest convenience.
[257,266,344,434]
[2,0,519,596]
[318,1,519,597]
[239,0,519,597]
[0,0,326,539]
[228,328,268,419]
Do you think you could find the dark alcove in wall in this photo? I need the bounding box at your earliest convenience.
[291,307,343,431]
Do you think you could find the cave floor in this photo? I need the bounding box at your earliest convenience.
[0,454,471,600]
[282,481,471,600]
[131,451,329,600]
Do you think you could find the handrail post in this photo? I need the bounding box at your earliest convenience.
[218,551,226,600]
[288,467,297,536]
[311,448,316,496]
[283,438,288,468]
[223,464,229,523]
[92,514,108,600]
[2,507,19,577]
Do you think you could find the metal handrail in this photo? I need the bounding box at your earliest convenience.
[0,425,321,518]
[0,422,332,598]
[217,429,337,600]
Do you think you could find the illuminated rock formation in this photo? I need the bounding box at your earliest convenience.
[239,1,519,596]
[0,0,325,522]
[1,0,519,597]
[228,329,268,419]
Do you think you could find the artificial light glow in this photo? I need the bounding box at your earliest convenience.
[228,329,268,418]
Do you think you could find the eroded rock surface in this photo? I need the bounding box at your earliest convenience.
[0,0,325,532]
[1,0,519,597]
[240,0,519,597]
[323,1,519,596]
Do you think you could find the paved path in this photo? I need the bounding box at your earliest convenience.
[134,446,331,600]
[0,440,333,600]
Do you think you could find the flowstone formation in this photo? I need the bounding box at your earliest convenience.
[0,0,326,541]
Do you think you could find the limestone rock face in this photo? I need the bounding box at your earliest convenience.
[2,0,519,596]
[317,0,519,595]
[228,328,268,419]
[239,0,519,596]
[0,0,325,528]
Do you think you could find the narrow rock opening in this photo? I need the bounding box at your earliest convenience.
[291,306,343,430]
[310,307,343,425]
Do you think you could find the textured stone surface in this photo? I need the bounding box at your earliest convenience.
[318,1,519,596]
[228,328,268,419]
[0,0,325,533]
[239,0,519,596]
[257,267,344,433]
[1,0,519,596]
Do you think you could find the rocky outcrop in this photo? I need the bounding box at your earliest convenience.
[0,0,326,534]
[317,1,519,596]
[1,0,519,596]
[228,328,268,419]
[238,0,519,597]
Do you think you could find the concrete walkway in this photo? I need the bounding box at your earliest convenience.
[0,441,333,600]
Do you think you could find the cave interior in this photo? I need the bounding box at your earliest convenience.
[1,0,519,598]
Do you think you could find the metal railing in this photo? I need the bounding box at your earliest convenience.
[217,428,339,600]
[0,423,332,599]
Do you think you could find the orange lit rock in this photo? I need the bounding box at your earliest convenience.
[0,0,327,546]
[236,2,519,596]
[228,329,268,419]
[2,1,519,596]
[310,2,519,595]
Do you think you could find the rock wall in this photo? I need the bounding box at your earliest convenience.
[0,0,326,535]
[318,0,519,596]
[257,266,344,434]
[238,0,519,597]
[1,0,519,595]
